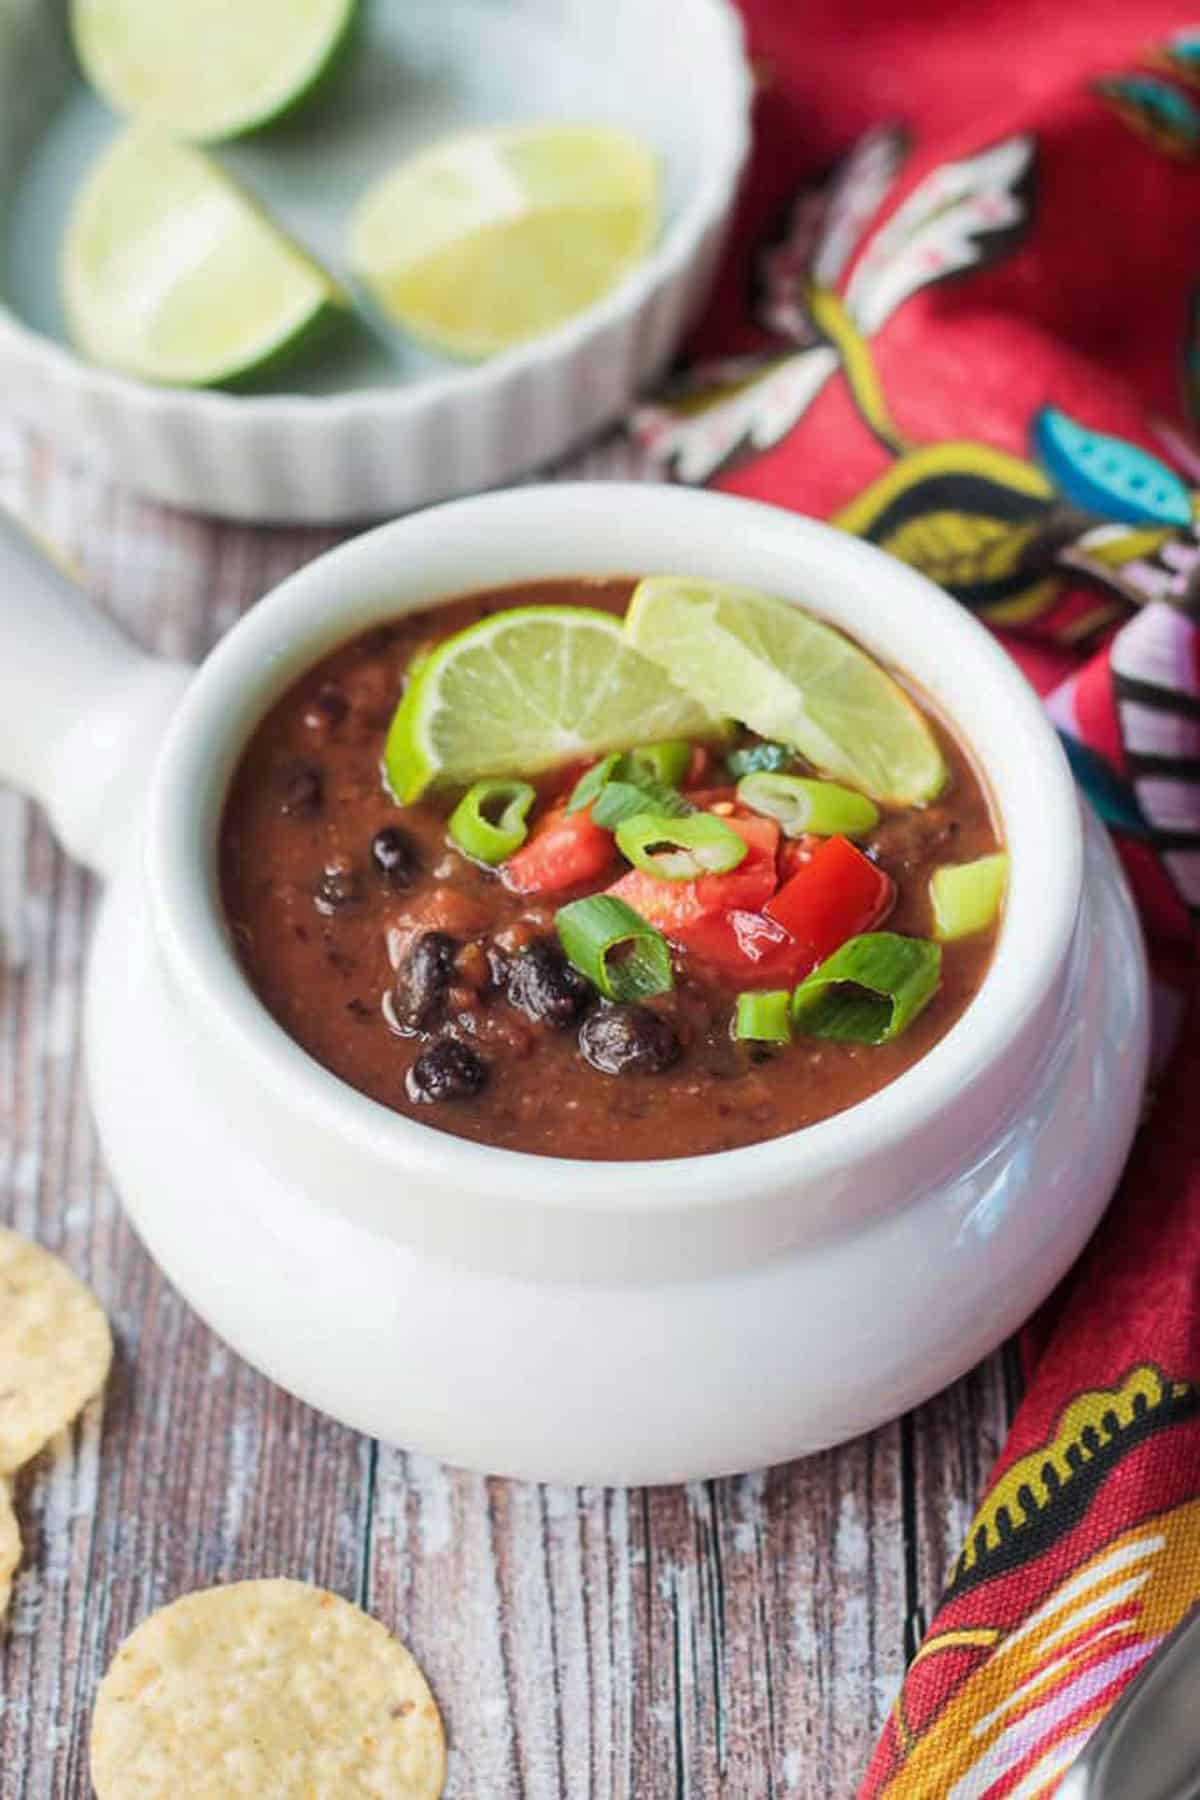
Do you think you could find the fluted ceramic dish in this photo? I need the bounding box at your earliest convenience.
[0,0,750,522]
[0,486,1150,1485]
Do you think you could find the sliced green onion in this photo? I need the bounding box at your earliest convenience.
[566,752,622,814]
[567,752,694,828]
[448,778,536,864]
[556,895,674,1001]
[738,771,880,839]
[616,810,748,881]
[930,853,1009,941]
[725,741,792,779]
[791,933,941,1044]
[626,739,693,787]
[591,776,692,830]
[735,990,792,1043]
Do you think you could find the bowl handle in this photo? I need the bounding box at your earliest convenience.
[0,506,193,880]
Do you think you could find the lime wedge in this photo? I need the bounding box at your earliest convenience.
[71,0,359,143]
[385,606,719,802]
[625,578,947,806]
[62,129,345,387]
[349,124,658,360]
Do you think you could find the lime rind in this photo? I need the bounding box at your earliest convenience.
[625,578,947,806]
[70,0,361,144]
[62,129,346,387]
[385,605,719,802]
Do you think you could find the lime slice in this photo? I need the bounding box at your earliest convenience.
[385,606,719,802]
[62,129,345,387]
[625,578,947,806]
[71,0,359,143]
[349,124,658,360]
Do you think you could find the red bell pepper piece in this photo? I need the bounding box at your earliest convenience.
[764,835,894,969]
[606,814,780,932]
[608,814,800,982]
[778,834,822,883]
[675,907,816,985]
[503,805,615,896]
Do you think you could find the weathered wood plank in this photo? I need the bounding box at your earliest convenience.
[0,419,1013,1800]
[909,1350,1018,1631]
[0,426,371,1799]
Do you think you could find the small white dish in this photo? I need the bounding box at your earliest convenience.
[0,0,750,522]
[0,487,1150,1485]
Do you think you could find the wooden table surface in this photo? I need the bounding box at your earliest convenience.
[0,418,1020,1799]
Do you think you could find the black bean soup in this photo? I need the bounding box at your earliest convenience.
[219,580,1002,1160]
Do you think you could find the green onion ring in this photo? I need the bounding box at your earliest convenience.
[626,739,693,787]
[737,771,879,839]
[734,990,792,1043]
[930,853,1009,941]
[791,933,941,1044]
[448,778,536,864]
[615,810,748,881]
[567,751,694,829]
[555,895,674,1000]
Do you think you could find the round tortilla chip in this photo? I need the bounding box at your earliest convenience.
[0,1227,113,1474]
[0,1480,19,1622]
[90,1578,447,1799]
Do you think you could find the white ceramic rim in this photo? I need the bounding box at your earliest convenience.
[144,484,1084,1211]
[0,0,750,428]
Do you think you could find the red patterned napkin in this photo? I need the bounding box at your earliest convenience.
[632,2,1200,1790]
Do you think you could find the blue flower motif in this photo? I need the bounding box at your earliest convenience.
[1033,407,1193,528]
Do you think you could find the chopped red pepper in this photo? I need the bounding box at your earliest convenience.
[503,805,615,896]
[606,813,780,932]
[778,835,822,883]
[607,813,805,981]
[675,907,815,985]
[764,835,894,969]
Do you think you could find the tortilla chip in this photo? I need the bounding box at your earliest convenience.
[90,1578,446,1799]
[0,1480,18,1622]
[0,1227,112,1474]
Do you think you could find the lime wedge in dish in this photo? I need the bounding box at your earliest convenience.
[62,129,346,387]
[625,577,947,806]
[349,123,659,360]
[70,0,359,143]
[385,606,719,802]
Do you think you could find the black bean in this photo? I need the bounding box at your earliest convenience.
[314,857,363,914]
[505,938,593,1029]
[281,762,324,816]
[578,1004,681,1076]
[313,684,349,726]
[392,930,457,1032]
[302,685,350,741]
[406,1037,489,1103]
[371,825,422,888]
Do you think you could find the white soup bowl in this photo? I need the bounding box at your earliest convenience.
[0,487,1148,1484]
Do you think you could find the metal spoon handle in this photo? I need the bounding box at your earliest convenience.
[1058,1602,1200,1799]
